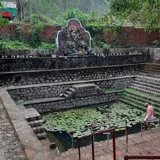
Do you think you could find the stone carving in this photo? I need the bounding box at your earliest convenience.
[56,18,91,56]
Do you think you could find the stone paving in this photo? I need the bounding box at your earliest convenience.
[0,103,27,160]
[54,129,160,160]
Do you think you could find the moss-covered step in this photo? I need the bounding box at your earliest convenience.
[130,86,160,96]
[124,88,160,102]
[122,92,160,108]
[120,95,160,113]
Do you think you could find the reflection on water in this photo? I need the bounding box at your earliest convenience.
[47,123,142,153]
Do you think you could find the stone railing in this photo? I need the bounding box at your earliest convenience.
[0,54,150,72]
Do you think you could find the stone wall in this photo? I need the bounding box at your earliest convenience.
[0,24,159,46]
[104,27,160,46]
[0,24,60,40]
[0,55,150,72]
[24,92,121,113]
[0,50,55,57]
[149,48,160,62]
[8,77,134,101]
[1,64,139,87]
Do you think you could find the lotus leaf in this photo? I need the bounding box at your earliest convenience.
[42,101,148,137]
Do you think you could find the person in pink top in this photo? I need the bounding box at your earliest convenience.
[144,103,154,130]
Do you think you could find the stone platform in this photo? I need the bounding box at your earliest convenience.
[0,103,26,160]
[0,89,58,160]
[54,128,160,160]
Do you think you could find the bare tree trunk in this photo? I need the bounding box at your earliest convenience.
[16,0,24,20]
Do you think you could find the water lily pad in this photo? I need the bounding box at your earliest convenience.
[42,101,146,137]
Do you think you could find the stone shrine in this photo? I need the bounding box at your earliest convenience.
[56,18,91,56]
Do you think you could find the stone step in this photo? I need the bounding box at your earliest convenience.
[136,77,160,86]
[63,93,70,98]
[32,126,45,134]
[65,91,72,96]
[124,88,160,104]
[119,98,146,112]
[122,93,160,108]
[28,120,43,128]
[121,95,144,106]
[24,108,41,122]
[144,64,160,69]
[137,75,160,82]
[133,81,160,90]
[145,63,160,67]
[144,63,160,68]
[129,86,160,97]
[139,72,160,79]
[121,95,160,112]
[130,83,160,95]
[24,97,65,105]
[25,115,41,122]
[37,132,47,140]
[68,87,76,92]
[144,67,160,72]
[143,68,160,73]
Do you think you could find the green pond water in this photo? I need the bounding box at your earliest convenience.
[46,123,143,153]
[42,101,157,152]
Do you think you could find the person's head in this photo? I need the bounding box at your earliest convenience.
[144,103,149,108]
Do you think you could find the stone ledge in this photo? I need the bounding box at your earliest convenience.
[5,75,136,90]
[23,97,65,105]
[0,89,55,160]
[0,63,144,75]
[23,91,123,106]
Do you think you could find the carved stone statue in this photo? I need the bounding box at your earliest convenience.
[56,18,91,56]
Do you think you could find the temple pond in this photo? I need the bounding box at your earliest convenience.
[42,101,157,152]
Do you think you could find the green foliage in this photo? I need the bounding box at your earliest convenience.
[0,38,56,50]
[0,39,31,50]
[54,8,92,26]
[42,102,146,137]
[23,14,53,24]
[30,14,45,46]
[0,39,6,50]
[15,25,24,41]
[0,2,2,7]
[109,0,160,31]
[0,16,9,25]
[37,42,56,50]
[23,0,110,20]
[152,40,160,47]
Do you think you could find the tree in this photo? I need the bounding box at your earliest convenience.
[16,0,24,20]
[109,0,160,31]
[22,0,109,20]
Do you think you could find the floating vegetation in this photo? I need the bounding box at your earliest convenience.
[42,102,146,137]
